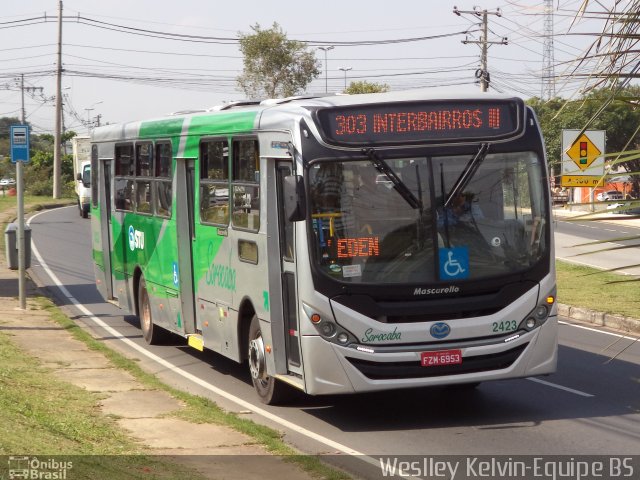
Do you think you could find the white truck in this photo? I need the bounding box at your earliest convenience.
[71,136,91,218]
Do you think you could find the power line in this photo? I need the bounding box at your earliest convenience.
[2,13,476,47]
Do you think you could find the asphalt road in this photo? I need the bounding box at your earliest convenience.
[26,206,640,478]
[554,214,640,276]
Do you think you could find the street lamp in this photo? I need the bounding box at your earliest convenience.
[318,46,334,94]
[84,100,103,134]
[339,67,352,92]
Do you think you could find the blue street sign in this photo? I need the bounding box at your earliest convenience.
[10,125,30,163]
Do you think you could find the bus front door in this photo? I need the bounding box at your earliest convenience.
[276,162,302,374]
[99,159,115,301]
[174,158,197,336]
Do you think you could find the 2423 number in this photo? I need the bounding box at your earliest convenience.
[492,320,517,333]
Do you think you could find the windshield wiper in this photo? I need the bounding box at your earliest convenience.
[444,143,490,208]
[362,148,422,210]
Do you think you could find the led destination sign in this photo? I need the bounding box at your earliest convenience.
[315,99,522,146]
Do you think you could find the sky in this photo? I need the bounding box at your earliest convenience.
[0,0,611,135]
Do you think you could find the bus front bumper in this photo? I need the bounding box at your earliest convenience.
[300,317,557,395]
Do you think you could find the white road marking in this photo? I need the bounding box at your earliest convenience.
[526,378,594,398]
[559,320,640,341]
[27,211,383,470]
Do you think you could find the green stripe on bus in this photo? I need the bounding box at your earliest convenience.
[139,118,186,138]
[183,111,258,157]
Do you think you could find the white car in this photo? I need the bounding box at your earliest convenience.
[0,178,15,186]
[596,190,624,201]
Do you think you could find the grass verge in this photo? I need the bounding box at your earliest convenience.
[0,326,206,479]
[556,260,640,318]
[36,297,350,480]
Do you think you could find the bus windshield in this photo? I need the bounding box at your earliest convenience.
[308,151,547,284]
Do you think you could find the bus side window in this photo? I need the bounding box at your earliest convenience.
[114,144,134,211]
[135,143,153,215]
[231,139,259,232]
[200,139,229,225]
[154,142,173,218]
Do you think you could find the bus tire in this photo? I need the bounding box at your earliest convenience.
[81,205,89,218]
[248,315,289,405]
[138,276,164,345]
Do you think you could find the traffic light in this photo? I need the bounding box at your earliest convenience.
[579,141,587,164]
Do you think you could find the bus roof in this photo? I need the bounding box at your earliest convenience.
[92,89,524,143]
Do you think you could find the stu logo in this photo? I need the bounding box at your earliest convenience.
[128,225,145,251]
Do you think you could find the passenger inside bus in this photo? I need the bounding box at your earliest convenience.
[437,192,484,228]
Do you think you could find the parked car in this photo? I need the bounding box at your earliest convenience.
[596,190,624,202]
[375,174,393,188]
[0,178,15,187]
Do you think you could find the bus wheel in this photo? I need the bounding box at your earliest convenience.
[138,276,164,345]
[248,315,289,405]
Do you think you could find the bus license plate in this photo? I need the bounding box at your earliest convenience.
[421,349,462,367]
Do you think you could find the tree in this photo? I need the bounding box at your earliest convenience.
[237,23,320,99]
[528,87,640,195]
[563,2,640,200]
[345,81,390,95]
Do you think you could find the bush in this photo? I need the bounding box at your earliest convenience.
[26,178,53,196]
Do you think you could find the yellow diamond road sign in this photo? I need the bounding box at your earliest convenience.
[565,133,602,171]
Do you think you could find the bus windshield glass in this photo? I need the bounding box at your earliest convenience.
[308,151,547,284]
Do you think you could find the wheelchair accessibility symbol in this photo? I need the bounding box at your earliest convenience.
[439,247,469,280]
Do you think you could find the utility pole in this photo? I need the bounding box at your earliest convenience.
[53,0,63,199]
[339,66,352,92]
[20,75,25,123]
[542,0,556,99]
[318,46,334,94]
[454,6,507,92]
[19,75,44,121]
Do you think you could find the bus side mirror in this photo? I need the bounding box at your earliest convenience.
[283,175,306,222]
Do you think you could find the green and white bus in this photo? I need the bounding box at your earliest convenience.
[90,90,557,404]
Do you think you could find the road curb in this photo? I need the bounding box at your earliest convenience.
[558,303,640,335]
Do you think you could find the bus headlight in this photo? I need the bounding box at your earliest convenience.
[303,302,357,346]
[534,305,549,320]
[320,322,336,337]
[520,291,554,332]
[337,332,349,344]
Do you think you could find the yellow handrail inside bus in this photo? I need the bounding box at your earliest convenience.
[311,212,341,236]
